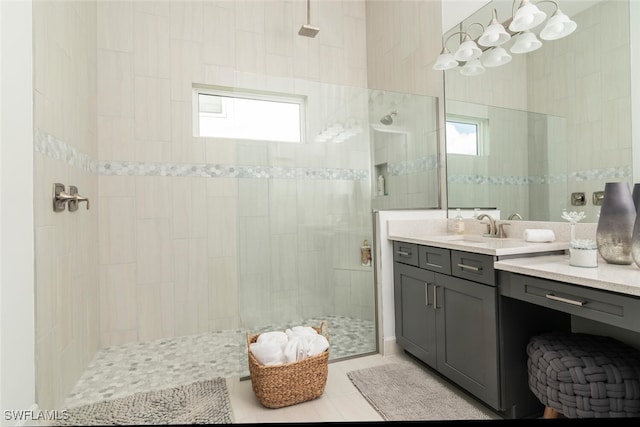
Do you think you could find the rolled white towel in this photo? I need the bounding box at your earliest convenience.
[249,342,285,366]
[256,331,288,347]
[523,229,556,242]
[283,336,311,363]
[307,334,330,357]
[285,326,318,339]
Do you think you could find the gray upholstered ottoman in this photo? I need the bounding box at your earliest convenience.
[527,332,640,418]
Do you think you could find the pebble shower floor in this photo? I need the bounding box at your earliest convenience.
[62,315,376,408]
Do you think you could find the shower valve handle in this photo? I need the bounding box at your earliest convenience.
[68,185,90,211]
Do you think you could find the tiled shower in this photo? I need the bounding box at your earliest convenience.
[32,0,445,410]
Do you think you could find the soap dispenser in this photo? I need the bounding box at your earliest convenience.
[453,209,465,235]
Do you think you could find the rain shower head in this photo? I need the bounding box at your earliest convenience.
[299,24,320,38]
[299,0,319,38]
[380,110,397,125]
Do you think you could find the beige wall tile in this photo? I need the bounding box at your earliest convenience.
[98,116,136,161]
[137,283,175,341]
[134,11,171,78]
[97,0,133,51]
[170,39,204,102]
[208,256,239,321]
[172,177,207,239]
[173,239,209,336]
[34,1,100,409]
[99,263,138,333]
[135,176,173,219]
[170,0,203,42]
[99,197,137,265]
[98,49,134,117]
[134,76,172,141]
[207,196,237,258]
[136,218,174,285]
[202,5,235,66]
[100,329,139,348]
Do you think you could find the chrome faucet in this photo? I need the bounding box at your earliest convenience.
[476,214,497,237]
[508,213,523,220]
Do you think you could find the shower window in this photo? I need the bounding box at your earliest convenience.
[193,86,306,143]
[445,115,487,156]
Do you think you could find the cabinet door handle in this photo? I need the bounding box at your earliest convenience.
[433,285,438,309]
[545,293,586,307]
[457,263,482,272]
[396,251,411,257]
[425,282,430,306]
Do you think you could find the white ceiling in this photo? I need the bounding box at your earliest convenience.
[441,0,491,34]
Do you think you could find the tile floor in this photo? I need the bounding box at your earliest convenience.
[226,351,502,423]
[228,353,411,423]
[63,316,376,408]
[61,315,500,423]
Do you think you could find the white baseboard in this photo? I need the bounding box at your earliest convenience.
[381,336,402,356]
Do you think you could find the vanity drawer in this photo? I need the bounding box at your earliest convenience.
[451,250,496,286]
[393,241,419,267]
[418,246,451,274]
[505,273,640,331]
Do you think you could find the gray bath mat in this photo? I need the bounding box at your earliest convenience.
[58,378,233,425]
[347,362,499,421]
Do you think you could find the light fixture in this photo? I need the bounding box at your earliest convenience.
[460,59,485,76]
[433,47,458,71]
[454,34,483,62]
[432,25,484,74]
[539,7,577,40]
[433,0,577,76]
[478,9,511,47]
[509,0,547,32]
[510,31,542,54]
[482,47,512,67]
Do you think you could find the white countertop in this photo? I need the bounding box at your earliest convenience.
[495,255,640,297]
[388,232,569,257]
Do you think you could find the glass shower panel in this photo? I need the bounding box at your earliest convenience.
[235,76,376,361]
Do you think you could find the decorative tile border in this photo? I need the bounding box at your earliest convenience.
[448,166,632,186]
[36,129,630,184]
[98,161,369,181]
[448,174,567,185]
[34,128,97,173]
[34,128,369,181]
[570,166,632,182]
[387,155,438,176]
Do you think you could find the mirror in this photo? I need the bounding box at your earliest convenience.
[369,90,440,210]
[447,99,567,220]
[444,0,632,222]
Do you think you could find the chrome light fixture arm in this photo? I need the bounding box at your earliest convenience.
[433,23,485,71]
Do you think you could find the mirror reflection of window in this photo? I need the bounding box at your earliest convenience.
[445,117,485,155]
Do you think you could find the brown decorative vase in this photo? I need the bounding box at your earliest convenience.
[596,182,635,265]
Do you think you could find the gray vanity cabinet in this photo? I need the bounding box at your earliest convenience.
[393,241,500,410]
[393,262,437,366]
[434,272,499,409]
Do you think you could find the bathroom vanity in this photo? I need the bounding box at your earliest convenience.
[393,241,501,408]
[389,228,640,419]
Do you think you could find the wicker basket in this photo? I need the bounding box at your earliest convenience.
[247,321,330,409]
